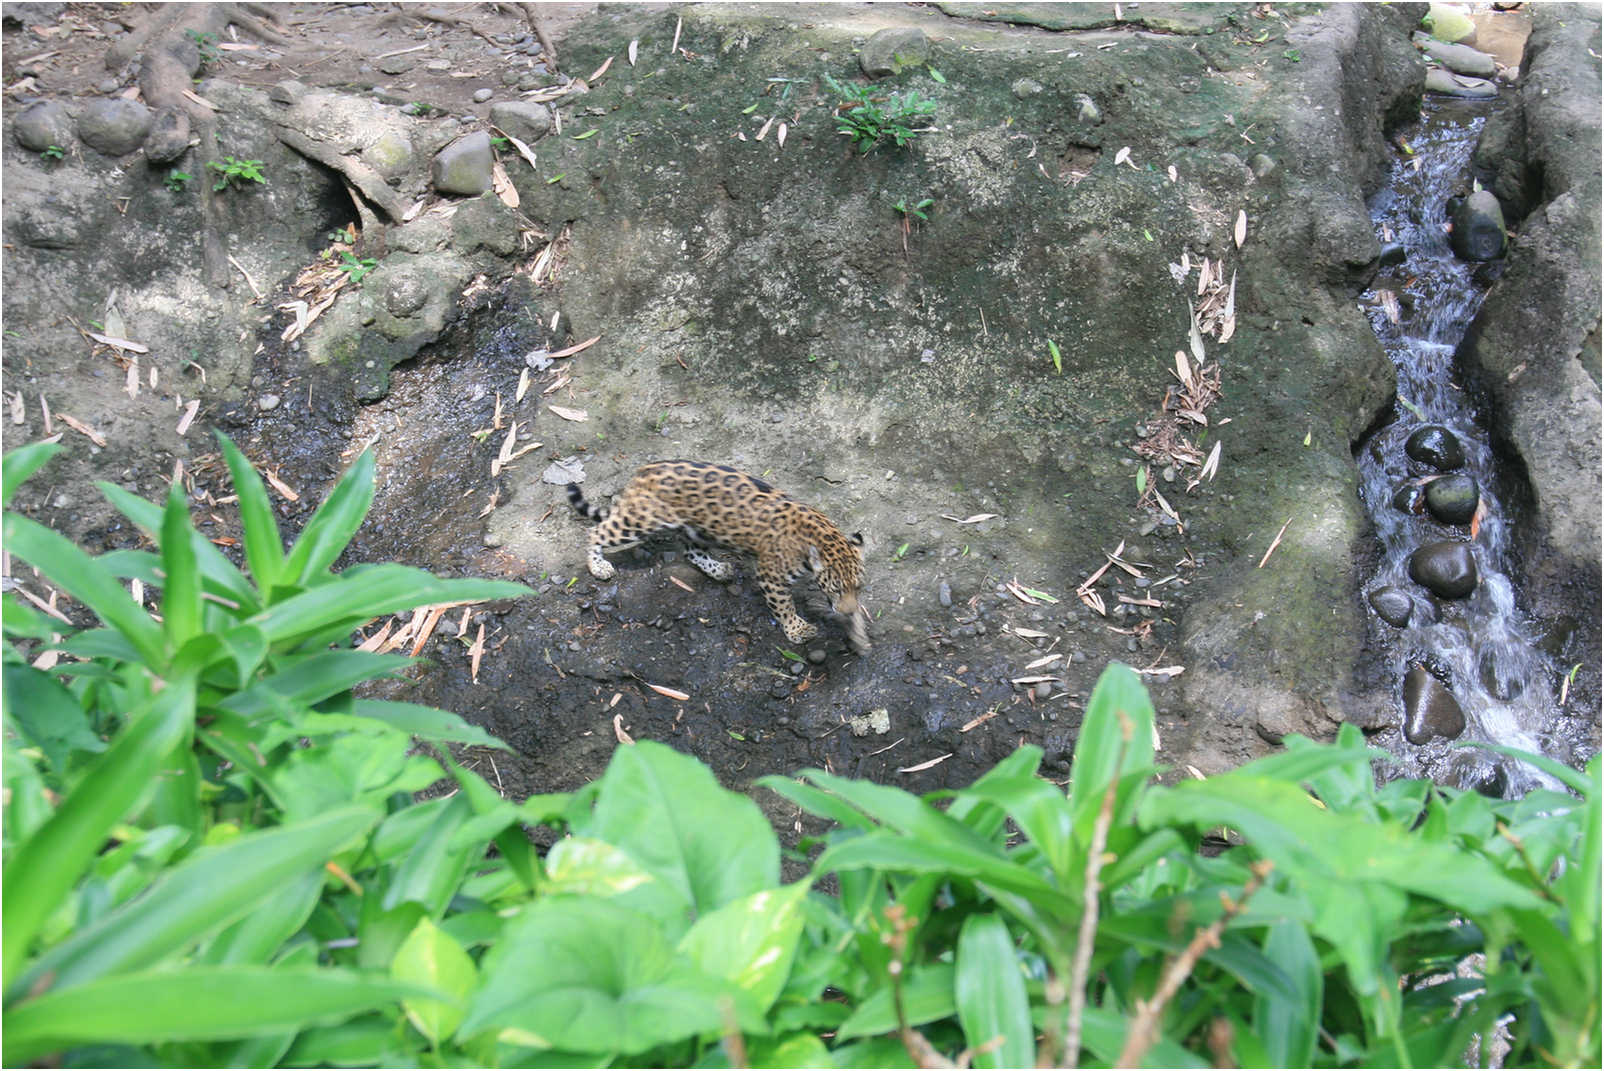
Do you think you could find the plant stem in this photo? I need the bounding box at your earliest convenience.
[1064,724,1128,1068]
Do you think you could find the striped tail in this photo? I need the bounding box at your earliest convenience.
[567,483,607,522]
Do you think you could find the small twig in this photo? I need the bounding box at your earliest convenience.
[1116,860,1274,1067]
[1257,517,1293,568]
[1065,715,1131,1067]
[227,254,262,300]
[719,998,748,1068]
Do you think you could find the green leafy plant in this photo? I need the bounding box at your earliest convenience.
[1283,48,1303,62]
[40,144,64,163]
[186,29,220,68]
[822,73,938,153]
[4,439,1596,1067]
[163,169,192,193]
[337,251,379,286]
[892,196,934,253]
[206,155,266,191]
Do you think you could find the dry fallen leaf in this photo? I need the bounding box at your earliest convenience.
[1234,209,1248,248]
[776,122,787,148]
[86,329,149,353]
[468,622,486,683]
[176,399,200,437]
[587,55,614,82]
[646,682,690,701]
[1114,145,1131,167]
[56,414,107,447]
[548,405,588,422]
[613,713,634,744]
[897,753,952,774]
[264,470,300,502]
[548,335,601,359]
[755,115,774,141]
[628,38,638,66]
[940,513,999,524]
[516,368,531,402]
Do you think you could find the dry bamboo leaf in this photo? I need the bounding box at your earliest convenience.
[1175,350,1192,388]
[264,470,300,502]
[671,16,683,54]
[469,622,485,683]
[410,605,448,657]
[1117,594,1163,608]
[530,243,554,283]
[403,200,426,222]
[9,391,23,425]
[646,682,690,701]
[897,753,951,774]
[176,399,200,437]
[86,329,149,353]
[1177,407,1208,425]
[542,370,572,395]
[516,368,531,402]
[755,116,775,141]
[492,160,519,208]
[940,513,999,524]
[1114,145,1131,167]
[1079,590,1107,615]
[457,606,473,637]
[495,129,539,170]
[587,55,614,82]
[1188,306,1206,362]
[57,414,107,447]
[1140,665,1186,678]
[1024,653,1062,670]
[1151,485,1180,523]
[125,360,139,400]
[776,122,787,148]
[181,88,220,111]
[493,391,504,430]
[1234,209,1247,248]
[1167,164,1178,183]
[627,38,638,66]
[1197,256,1212,296]
[1011,674,1061,685]
[960,708,1000,732]
[548,405,588,422]
[1008,626,1050,639]
[549,335,601,359]
[1200,439,1223,482]
[613,713,635,744]
[669,575,696,593]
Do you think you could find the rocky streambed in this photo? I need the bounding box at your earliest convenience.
[2,2,1597,817]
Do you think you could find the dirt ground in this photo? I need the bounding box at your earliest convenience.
[3,2,1196,836]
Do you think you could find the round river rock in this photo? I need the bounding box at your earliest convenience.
[1405,425,1466,471]
[1424,473,1479,525]
[1402,664,1467,744]
[1409,540,1478,598]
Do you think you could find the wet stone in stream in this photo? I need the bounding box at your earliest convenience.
[1478,647,1525,701]
[1403,664,1467,744]
[1391,482,1428,515]
[1424,473,1479,525]
[1368,586,1415,628]
[1405,425,1467,471]
[1408,540,1478,599]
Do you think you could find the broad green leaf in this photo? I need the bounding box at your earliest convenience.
[1138,773,1549,917]
[836,963,956,1039]
[544,836,657,897]
[2,674,193,989]
[159,482,202,649]
[1074,1005,1208,1068]
[459,897,745,1053]
[393,916,476,1044]
[280,449,375,586]
[677,881,808,1014]
[946,746,1044,839]
[382,793,477,916]
[348,699,509,749]
[1253,919,1323,1068]
[1,966,431,1065]
[3,661,105,775]
[282,1015,415,1068]
[3,441,64,506]
[582,740,778,928]
[202,868,324,966]
[1460,741,1592,796]
[813,829,1062,906]
[16,804,380,997]
[1067,663,1155,847]
[3,594,60,641]
[747,1032,832,1067]
[216,431,285,593]
[272,731,437,823]
[954,914,1033,1069]
[222,651,414,723]
[958,772,1074,884]
[3,513,164,666]
[758,773,881,832]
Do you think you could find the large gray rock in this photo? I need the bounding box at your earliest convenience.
[431,131,493,196]
[142,107,191,165]
[488,101,553,146]
[14,99,74,152]
[1451,189,1507,260]
[859,27,931,77]
[1413,32,1498,77]
[1424,68,1498,97]
[1458,5,1601,690]
[75,97,153,156]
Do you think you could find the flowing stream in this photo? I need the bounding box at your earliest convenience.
[1355,101,1563,798]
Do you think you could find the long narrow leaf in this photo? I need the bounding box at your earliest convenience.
[216,431,285,593]
[2,966,433,1065]
[97,482,258,612]
[247,566,528,646]
[220,651,416,722]
[14,805,380,997]
[955,914,1034,1069]
[160,482,202,650]
[1068,663,1155,844]
[348,700,509,749]
[3,441,64,506]
[2,675,194,988]
[2,514,165,666]
[281,449,375,585]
